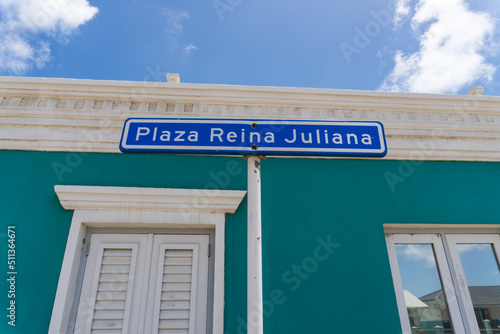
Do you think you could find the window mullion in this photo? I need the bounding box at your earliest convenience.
[430,234,467,334]
[441,233,474,334]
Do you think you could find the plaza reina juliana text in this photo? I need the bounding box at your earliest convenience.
[120,119,387,157]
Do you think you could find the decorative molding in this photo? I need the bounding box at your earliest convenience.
[49,185,245,334]
[54,185,246,214]
[1,76,500,161]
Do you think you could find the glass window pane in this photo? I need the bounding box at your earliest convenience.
[396,244,455,334]
[456,243,500,333]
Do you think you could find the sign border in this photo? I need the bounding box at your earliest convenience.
[119,118,387,157]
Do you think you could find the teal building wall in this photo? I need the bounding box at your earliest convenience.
[1,150,499,333]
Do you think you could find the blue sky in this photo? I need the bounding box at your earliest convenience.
[396,244,500,298]
[0,0,499,95]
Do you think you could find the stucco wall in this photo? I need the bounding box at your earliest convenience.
[1,150,499,333]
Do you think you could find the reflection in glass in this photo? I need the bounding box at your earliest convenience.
[457,243,500,333]
[396,244,455,334]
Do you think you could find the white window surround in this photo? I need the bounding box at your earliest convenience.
[385,226,500,334]
[49,185,246,334]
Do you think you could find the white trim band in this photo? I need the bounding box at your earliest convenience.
[49,185,246,334]
[1,76,500,161]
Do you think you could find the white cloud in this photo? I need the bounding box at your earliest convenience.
[380,0,496,94]
[393,0,412,27]
[397,244,437,267]
[0,0,98,74]
[184,44,198,54]
[456,243,489,254]
[398,244,491,268]
[163,9,189,35]
[162,9,197,55]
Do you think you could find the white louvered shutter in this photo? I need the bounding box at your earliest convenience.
[74,234,209,334]
[74,234,148,334]
[145,235,210,334]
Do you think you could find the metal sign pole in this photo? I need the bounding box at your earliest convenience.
[247,155,264,334]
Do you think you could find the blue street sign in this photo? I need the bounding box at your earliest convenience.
[119,118,387,157]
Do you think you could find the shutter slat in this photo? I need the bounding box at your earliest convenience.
[164,257,193,265]
[103,249,133,256]
[161,291,191,301]
[100,264,131,274]
[94,300,127,310]
[93,310,125,320]
[163,265,192,274]
[97,273,129,282]
[158,330,189,334]
[162,274,192,283]
[101,256,132,265]
[158,319,190,329]
[97,282,128,291]
[162,282,191,291]
[160,300,191,309]
[159,310,190,319]
[91,319,124,329]
[96,291,129,301]
[165,250,193,257]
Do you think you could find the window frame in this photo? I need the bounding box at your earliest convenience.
[49,185,246,334]
[386,233,466,334]
[446,234,500,333]
[385,226,500,334]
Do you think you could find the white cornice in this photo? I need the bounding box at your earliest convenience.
[2,76,500,161]
[54,185,246,214]
[2,76,500,110]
